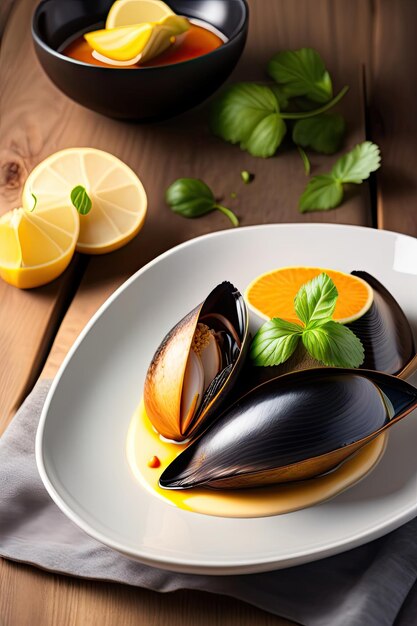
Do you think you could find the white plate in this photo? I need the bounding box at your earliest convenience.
[36,224,417,575]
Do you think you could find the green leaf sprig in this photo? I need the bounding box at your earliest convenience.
[299,141,381,212]
[210,48,348,159]
[29,193,37,212]
[71,185,92,215]
[166,178,239,227]
[250,273,364,368]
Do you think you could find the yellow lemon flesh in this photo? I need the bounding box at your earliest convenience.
[22,148,147,255]
[106,0,174,28]
[85,15,189,63]
[0,204,79,289]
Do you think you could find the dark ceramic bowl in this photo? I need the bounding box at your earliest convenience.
[32,0,248,121]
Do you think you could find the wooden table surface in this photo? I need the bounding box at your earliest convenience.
[0,1,416,624]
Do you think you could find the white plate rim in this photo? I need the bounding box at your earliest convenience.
[35,223,417,574]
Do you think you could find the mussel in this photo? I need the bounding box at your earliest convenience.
[347,271,415,377]
[159,368,417,490]
[144,282,249,441]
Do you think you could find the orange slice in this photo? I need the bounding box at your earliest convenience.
[21,148,147,255]
[245,266,373,324]
[0,204,79,289]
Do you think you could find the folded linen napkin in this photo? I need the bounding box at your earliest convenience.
[1,381,417,626]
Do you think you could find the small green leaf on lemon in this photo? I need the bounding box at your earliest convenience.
[71,185,92,216]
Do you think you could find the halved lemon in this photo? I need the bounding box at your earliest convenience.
[106,0,174,28]
[0,204,79,289]
[22,148,147,255]
[245,266,374,324]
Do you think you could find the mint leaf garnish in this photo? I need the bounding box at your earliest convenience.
[210,83,287,158]
[250,319,303,366]
[292,113,345,154]
[299,142,381,212]
[302,321,364,368]
[294,272,338,326]
[267,48,333,103]
[71,185,92,215]
[250,273,365,368]
[331,141,381,182]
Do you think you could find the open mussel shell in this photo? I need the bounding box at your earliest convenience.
[159,368,417,490]
[347,271,416,377]
[144,282,249,442]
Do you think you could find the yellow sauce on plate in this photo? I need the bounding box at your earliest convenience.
[127,400,387,518]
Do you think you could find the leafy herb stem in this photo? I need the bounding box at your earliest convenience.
[297,146,311,176]
[280,86,349,120]
[213,204,239,227]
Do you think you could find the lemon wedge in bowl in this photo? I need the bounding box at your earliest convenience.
[0,204,79,289]
[106,0,174,28]
[85,15,189,65]
[22,148,147,255]
[85,15,188,64]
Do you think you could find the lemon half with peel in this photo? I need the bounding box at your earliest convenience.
[22,148,147,255]
[106,0,174,28]
[0,204,79,289]
[245,267,374,325]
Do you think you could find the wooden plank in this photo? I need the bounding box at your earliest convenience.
[1,0,374,625]
[370,0,417,235]
[0,0,89,431]
[0,0,14,41]
[0,560,292,626]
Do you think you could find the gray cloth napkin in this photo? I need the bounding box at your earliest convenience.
[1,381,417,626]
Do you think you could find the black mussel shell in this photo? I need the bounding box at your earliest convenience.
[159,368,417,490]
[348,271,415,376]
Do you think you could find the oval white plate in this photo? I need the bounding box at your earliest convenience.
[36,224,417,575]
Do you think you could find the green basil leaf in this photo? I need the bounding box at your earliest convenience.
[292,113,346,154]
[71,185,92,215]
[250,319,303,366]
[166,178,215,217]
[267,48,333,103]
[299,175,343,212]
[302,320,365,368]
[166,178,239,226]
[210,83,286,158]
[294,273,338,326]
[331,141,381,183]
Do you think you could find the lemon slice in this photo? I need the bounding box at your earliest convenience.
[85,15,189,63]
[0,204,79,289]
[22,148,147,255]
[106,0,174,28]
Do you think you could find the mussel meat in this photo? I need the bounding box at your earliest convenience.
[347,271,415,377]
[159,368,417,489]
[144,282,249,441]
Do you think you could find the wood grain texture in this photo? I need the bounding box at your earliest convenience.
[1,0,375,624]
[0,560,293,626]
[370,0,417,235]
[0,0,89,431]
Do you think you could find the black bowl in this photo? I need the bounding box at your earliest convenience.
[32,0,248,121]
